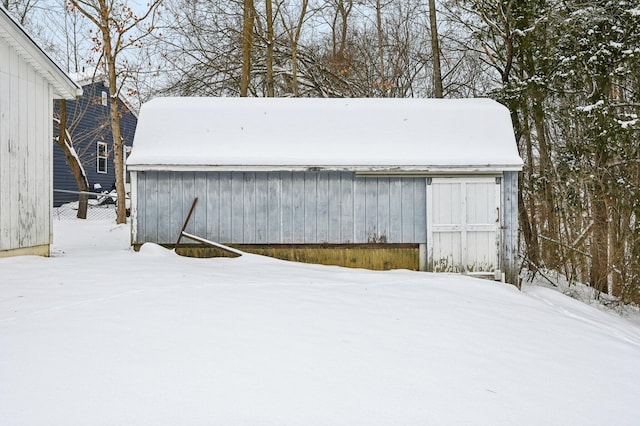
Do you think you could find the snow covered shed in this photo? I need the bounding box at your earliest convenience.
[0,6,82,258]
[127,97,523,284]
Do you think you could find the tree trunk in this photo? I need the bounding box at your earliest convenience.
[287,0,307,97]
[57,99,89,219]
[375,0,385,94]
[68,0,160,224]
[590,193,609,294]
[241,0,254,97]
[428,0,443,98]
[610,211,623,297]
[102,28,127,224]
[291,42,300,96]
[265,0,274,97]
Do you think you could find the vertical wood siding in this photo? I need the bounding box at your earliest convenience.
[133,170,520,285]
[134,171,427,245]
[501,171,519,285]
[0,37,52,252]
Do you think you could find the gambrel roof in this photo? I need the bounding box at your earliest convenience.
[127,97,523,173]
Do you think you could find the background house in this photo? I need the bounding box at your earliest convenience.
[0,6,81,258]
[53,78,138,207]
[127,97,523,284]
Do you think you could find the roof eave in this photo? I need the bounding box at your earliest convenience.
[0,6,82,99]
[126,164,524,174]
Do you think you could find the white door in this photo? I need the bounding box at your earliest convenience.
[427,177,501,276]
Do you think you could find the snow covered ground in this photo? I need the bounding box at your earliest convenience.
[2,219,640,425]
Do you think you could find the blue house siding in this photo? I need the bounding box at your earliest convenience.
[52,81,137,207]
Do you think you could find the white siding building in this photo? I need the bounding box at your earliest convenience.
[128,97,524,284]
[0,6,82,257]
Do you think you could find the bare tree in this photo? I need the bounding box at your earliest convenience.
[428,0,443,97]
[264,0,275,96]
[241,0,255,96]
[279,0,310,96]
[328,0,353,75]
[55,100,90,219]
[67,0,160,223]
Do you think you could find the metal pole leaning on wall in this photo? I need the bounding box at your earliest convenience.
[175,197,198,250]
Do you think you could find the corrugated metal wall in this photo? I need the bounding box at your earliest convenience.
[134,171,426,245]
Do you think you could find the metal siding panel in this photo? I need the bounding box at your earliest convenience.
[495,180,502,273]
[242,172,257,244]
[377,178,390,242]
[9,50,21,249]
[194,172,208,237]
[243,172,256,243]
[340,173,354,243]
[426,180,433,270]
[365,178,377,242]
[388,178,402,243]
[400,178,414,242]
[182,172,197,235]
[130,171,138,243]
[503,171,519,284]
[0,40,10,249]
[266,172,281,243]
[25,63,36,248]
[170,172,183,241]
[43,78,53,248]
[206,172,220,241]
[155,171,172,243]
[255,172,268,244]
[34,67,48,247]
[280,172,294,243]
[41,74,48,243]
[146,171,159,243]
[413,178,426,243]
[136,172,146,242]
[18,55,48,250]
[231,172,244,242]
[219,172,232,242]
[6,48,18,249]
[292,173,305,242]
[327,173,341,242]
[353,176,366,243]
[303,172,317,243]
[316,172,329,243]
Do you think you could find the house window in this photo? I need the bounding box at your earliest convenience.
[101,91,108,106]
[97,142,108,173]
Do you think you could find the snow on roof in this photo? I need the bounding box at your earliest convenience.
[127,97,523,172]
